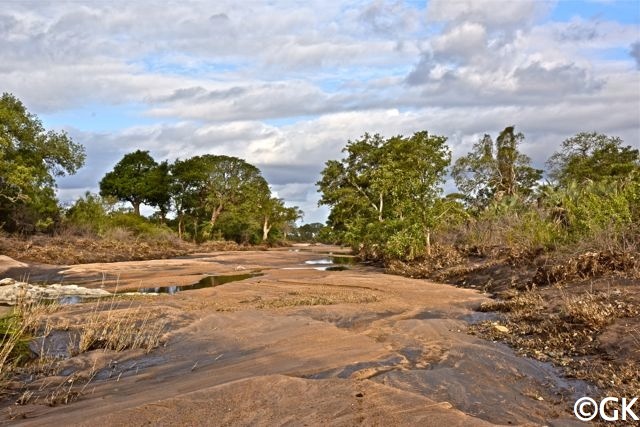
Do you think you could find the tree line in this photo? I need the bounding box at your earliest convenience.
[96,150,301,243]
[318,127,639,260]
[0,93,300,243]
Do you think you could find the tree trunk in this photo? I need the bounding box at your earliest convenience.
[378,192,384,222]
[262,216,272,241]
[178,215,183,239]
[210,204,224,226]
[132,201,141,216]
[425,229,431,256]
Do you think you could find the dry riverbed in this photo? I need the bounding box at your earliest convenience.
[0,246,591,426]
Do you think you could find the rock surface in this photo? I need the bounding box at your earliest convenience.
[0,280,111,304]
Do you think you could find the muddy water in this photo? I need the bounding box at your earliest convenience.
[136,272,263,295]
[2,247,592,426]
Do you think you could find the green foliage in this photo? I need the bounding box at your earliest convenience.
[0,93,85,232]
[318,131,451,259]
[99,150,166,216]
[65,192,174,239]
[65,192,112,234]
[106,212,174,238]
[451,126,542,211]
[290,222,326,242]
[547,132,640,185]
[560,180,635,238]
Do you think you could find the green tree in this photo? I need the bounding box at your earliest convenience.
[0,93,85,232]
[296,222,325,242]
[99,150,161,216]
[169,154,275,242]
[547,132,640,185]
[258,197,302,241]
[318,131,451,258]
[170,156,208,239]
[452,126,542,211]
[198,155,269,229]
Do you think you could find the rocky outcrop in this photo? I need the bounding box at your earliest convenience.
[0,278,111,305]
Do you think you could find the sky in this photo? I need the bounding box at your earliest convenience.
[2,0,640,223]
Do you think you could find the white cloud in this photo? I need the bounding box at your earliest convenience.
[3,0,639,224]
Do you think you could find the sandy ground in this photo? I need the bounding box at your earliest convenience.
[1,246,590,426]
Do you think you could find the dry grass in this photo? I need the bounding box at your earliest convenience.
[246,290,379,309]
[0,290,169,409]
[0,300,60,378]
[0,235,267,265]
[471,286,640,403]
[74,301,168,354]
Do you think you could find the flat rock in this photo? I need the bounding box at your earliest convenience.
[0,281,111,305]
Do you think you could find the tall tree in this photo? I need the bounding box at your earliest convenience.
[318,131,450,257]
[547,132,640,185]
[169,154,274,241]
[452,126,542,211]
[198,155,270,228]
[258,197,302,241]
[0,93,85,232]
[99,150,161,215]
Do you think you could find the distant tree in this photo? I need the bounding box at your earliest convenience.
[99,150,161,216]
[452,126,542,211]
[170,157,209,239]
[198,155,270,228]
[547,132,640,185]
[258,197,302,241]
[147,160,172,222]
[0,93,85,232]
[297,222,325,241]
[169,154,277,242]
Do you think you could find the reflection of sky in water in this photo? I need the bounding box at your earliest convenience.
[304,259,334,265]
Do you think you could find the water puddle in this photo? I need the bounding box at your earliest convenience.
[304,256,356,266]
[136,272,262,295]
[282,255,357,271]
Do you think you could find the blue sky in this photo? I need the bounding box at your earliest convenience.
[3,0,639,223]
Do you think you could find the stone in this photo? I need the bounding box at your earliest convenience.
[492,323,510,334]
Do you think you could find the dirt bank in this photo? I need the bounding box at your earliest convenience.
[388,247,640,407]
[1,248,589,425]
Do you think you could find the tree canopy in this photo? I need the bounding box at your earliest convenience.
[99,150,164,216]
[451,126,542,211]
[0,93,85,232]
[318,131,451,258]
[547,132,640,185]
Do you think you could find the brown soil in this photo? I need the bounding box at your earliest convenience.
[0,247,588,425]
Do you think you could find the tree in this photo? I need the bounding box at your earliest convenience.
[318,131,451,258]
[296,222,325,242]
[169,154,276,242]
[547,132,640,185]
[0,93,85,232]
[452,126,542,211]
[170,156,209,239]
[147,160,172,222]
[258,197,302,241]
[99,150,162,216]
[198,155,269,228]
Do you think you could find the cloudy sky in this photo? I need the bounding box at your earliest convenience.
[3,0,639,222]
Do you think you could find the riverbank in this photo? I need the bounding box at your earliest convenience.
[387,245,640,405]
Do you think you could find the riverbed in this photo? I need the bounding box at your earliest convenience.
[1,246,590,426]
